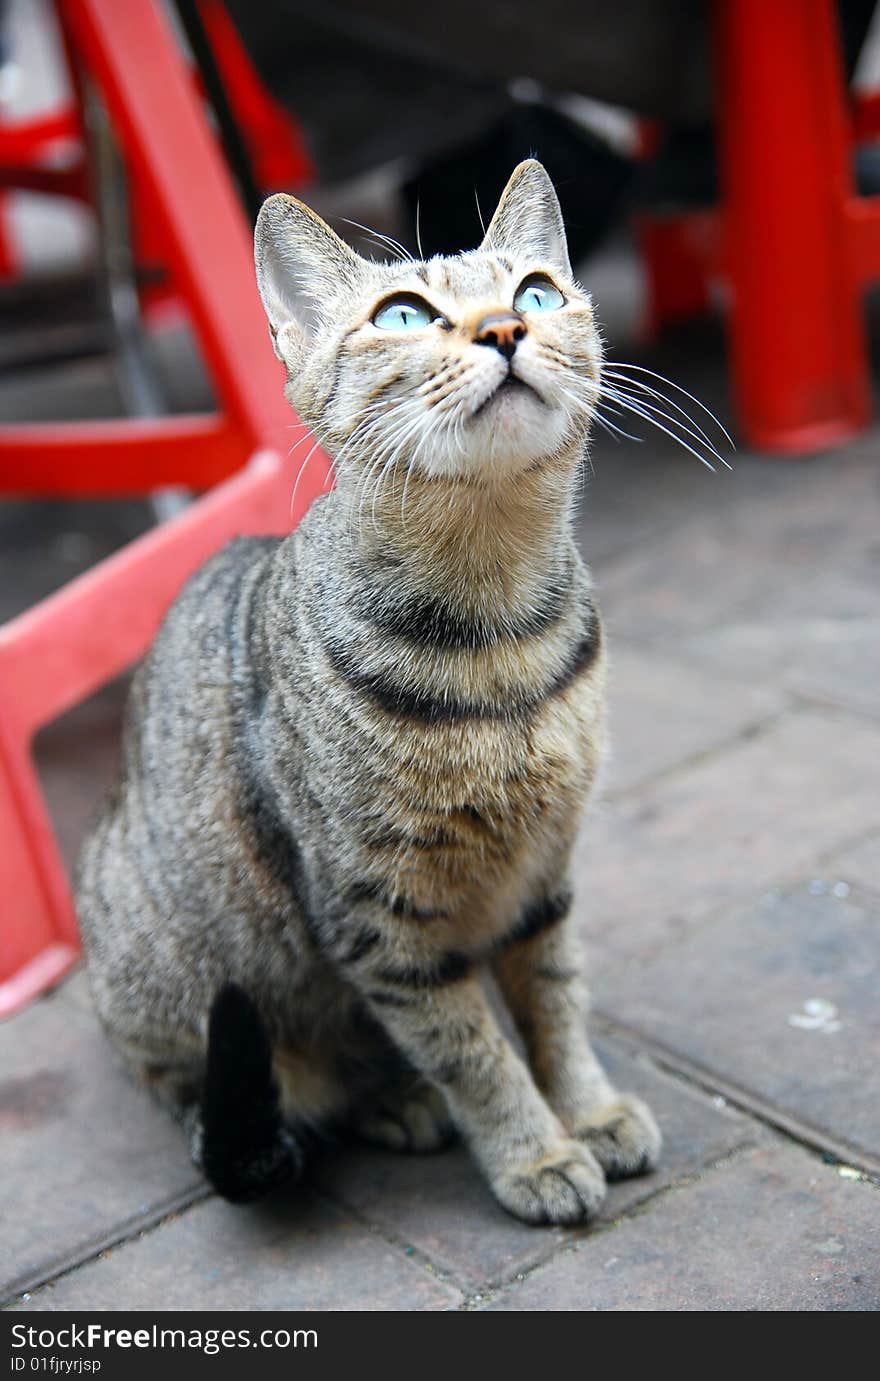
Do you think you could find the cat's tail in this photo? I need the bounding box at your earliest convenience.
[200,982,304,1203]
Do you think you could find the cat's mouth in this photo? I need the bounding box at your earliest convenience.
[471,373,543,419]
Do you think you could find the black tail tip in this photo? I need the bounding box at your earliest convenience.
[202,1125,304,1204]
[201,982,304,1204]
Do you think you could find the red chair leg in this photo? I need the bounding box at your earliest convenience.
[0,192,17,279]
[0,448,330,1019]
[636,210,717,336]
[0,0,332,1016]
[714,0,871,453]
[59,0,292,452]
[197,0,314,192]
[0,729,79,1019]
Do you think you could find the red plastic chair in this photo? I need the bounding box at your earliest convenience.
[0,0,330,1018]
[640,0,879,454]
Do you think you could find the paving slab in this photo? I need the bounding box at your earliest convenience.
[573,708,880,961]
[484,1144,880,1311]
[596,885,880,1168]
[602,642,783,796]
[595,510,775,646]
[577,433,726,568]
[592,444,879,648]
[576,346,839,570]
[617,446,880,718]
[316,1039,757,1291]
[680,598,880,723]
[828,834,880,897]
[0,982,202,1302]
[11,1191,461,1312]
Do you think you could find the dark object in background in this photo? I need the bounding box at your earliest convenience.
[633,127,718,214]
[227,0,713,181]
[632,0,875,213]
[401,103,634,261]
[226,0,877,215]
[225,0,510,183]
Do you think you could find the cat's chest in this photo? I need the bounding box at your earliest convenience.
[380,664,602,807]
[361,675,605,925]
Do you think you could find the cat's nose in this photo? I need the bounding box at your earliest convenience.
[473,311,527,361]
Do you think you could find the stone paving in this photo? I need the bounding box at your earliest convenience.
[1,315,879,1311]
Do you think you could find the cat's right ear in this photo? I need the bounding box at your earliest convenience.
[255,194,364,362]
[481,160,571,277]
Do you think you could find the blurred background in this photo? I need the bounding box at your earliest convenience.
[1,0,878,1313]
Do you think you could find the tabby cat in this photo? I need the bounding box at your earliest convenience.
[77,160,661,1224]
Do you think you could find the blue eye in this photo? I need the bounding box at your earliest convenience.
[514,277,565,313]
[373,298,436,330]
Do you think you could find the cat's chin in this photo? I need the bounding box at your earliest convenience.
[471,375,542,419]
[455,391,576,479]
[417,427,575,481]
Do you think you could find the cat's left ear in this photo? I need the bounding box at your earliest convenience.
[255,193,365,359]
[480,159,571,277]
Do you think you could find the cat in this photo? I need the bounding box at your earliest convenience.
[76,160,661,1224]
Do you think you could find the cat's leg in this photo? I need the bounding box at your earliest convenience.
[353,1072,456,1153]
[121,1046,206,1163]
[347,965,605,1224]
[493,895,661,1181]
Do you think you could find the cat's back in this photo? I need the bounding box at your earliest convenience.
[123,532,279,788]
[76,534,283,952]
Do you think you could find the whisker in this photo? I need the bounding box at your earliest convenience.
[579,368,724,471]
[599,382,727,469]
[288,434,327,517]
[606,361,735,455]
[602,368,722,455]
[593,409,645,445]
[585,392,648,444]
[351,400,425,537]
[340,217,415,265]
[358,234,409,264]
[474,188,486,237]
[598,389,718,471]
[364,420,420,535]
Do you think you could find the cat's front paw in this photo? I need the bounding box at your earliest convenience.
[491,1139,606,1225]
[573,1094,661,1181]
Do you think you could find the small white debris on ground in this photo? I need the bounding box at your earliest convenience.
[787,998,842,1034]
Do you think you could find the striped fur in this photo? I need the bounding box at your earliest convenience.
[76,162,660,1222]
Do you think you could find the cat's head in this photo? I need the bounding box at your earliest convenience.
[255,160,601,484]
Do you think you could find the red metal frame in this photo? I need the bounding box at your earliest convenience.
[636,209,718,336]
[0,0,330,1018]
[0,107,87,277]
[0,1,312,298]
[715,0,871,452]
[0,107,86,200]
[134,1,313,317]
[640,0,880,453]
[196,0,314,193]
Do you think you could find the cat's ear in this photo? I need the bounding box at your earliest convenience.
[481,159,571,277]
[255,193,365,358]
